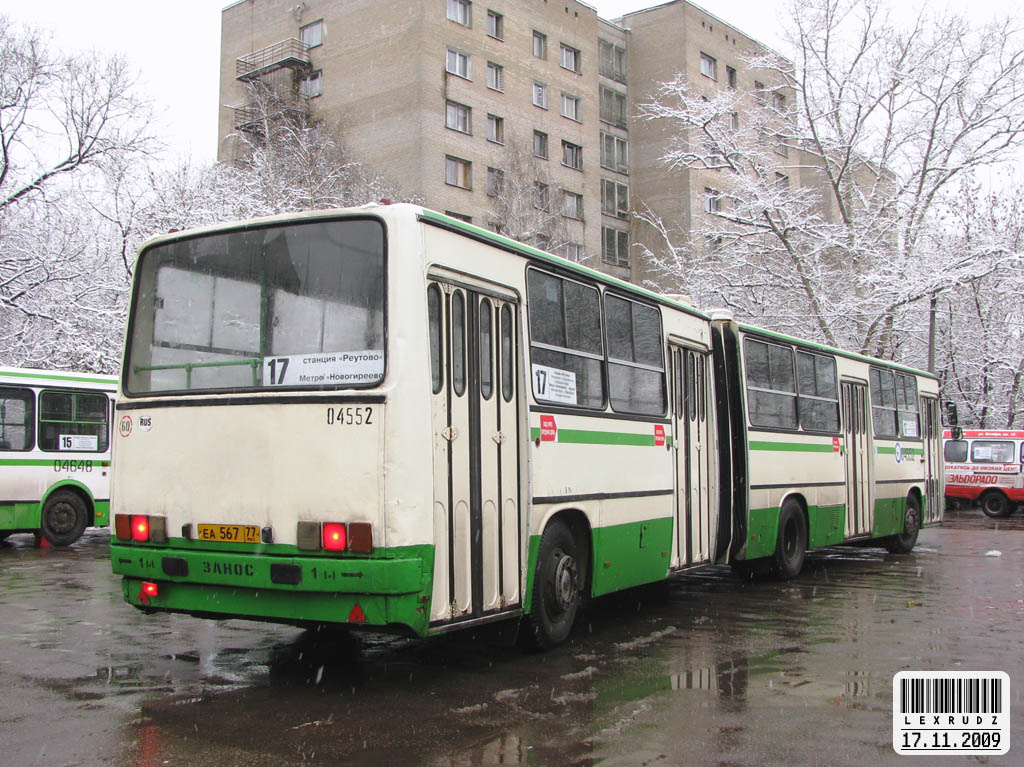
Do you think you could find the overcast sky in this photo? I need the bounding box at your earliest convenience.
[0,0,1017,165]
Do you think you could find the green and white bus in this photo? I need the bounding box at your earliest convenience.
[110,204,941,647]
[1,368,117,545]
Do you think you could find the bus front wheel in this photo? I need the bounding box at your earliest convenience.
[885,495,921,554]
[773,500,807,580]
[980,491,1012,519]
[519,520,581,650]
[40,490,88,546]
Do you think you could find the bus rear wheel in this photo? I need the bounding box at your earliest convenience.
[980,491,1012,519]
[40,490,88,547]
[885,495,920,554]
[773,500,807,580]
[519,520,581,650]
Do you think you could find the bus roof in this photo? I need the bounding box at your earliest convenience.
[943,430,1024,439]
[737,323,935,379]
[0,367,118,389]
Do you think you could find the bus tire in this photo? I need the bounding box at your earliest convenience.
[980,491,1012,518]
[40,490,88,547]
[773,500,807,580]
[519,520,581,650]
[885,495,920,554]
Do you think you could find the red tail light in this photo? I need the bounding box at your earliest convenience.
[114,514,132,540]
[132,515,150,542]
[142,582,159,597]
[322,523,347,552]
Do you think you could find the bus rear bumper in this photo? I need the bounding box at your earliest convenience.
[111,543,433,636]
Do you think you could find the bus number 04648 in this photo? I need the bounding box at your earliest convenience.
[326,406,373,426]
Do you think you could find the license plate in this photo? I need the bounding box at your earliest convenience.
[197,524,260,543]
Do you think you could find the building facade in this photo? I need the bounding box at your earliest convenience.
[218,0,792,285]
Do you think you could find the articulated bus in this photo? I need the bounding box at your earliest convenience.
[1,368,117,545]
[943,430,1024,518]
[110,204,942,648]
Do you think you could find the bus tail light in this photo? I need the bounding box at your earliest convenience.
[348,522,373,553]
[114,514,168,543]
[138,581,159,605]
[322,523,347,552]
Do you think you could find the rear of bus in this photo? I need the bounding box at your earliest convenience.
[111,207,436,636]
[943,430,1024,518]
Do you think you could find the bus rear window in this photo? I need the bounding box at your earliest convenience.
[943,439,967,463]
[126,219,386,394]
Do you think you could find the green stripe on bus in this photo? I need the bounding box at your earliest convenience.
[0,370,116,385]
[0,459,104,467]
[748,441,836,453]
[529,427,672,447]
[877,446,924,456]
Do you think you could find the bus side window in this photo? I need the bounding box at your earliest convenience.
[944,439,967,463]
[0,387,34,451]
[500,304,514,403]
[743,338,797,429]
[428,284,443,394]
[480,298,493,400]
[452,291,466,397]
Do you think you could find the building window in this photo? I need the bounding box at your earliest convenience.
[445,210,472,223]
[487,61,504,91]
[300,20,323,49]
[564,243,584,262]
[774,137,789,157]
[599,39,626,82]
[562,190,583,220]
[487,114,504,144]
[602,179,629,218]
[729,112,740,131]
[447,0,471,26]
[487,9,503,39]
[534,182,550,211]
[775,172,790,188]
[533,30,547,59]
[700,52,717,80]
[446,48,470,79]
[487,167,504,197]
[445,100,471,134]
[726,65,737,89]
[561,93,580,121]
[445,155,471,189]
[533,130,549,159]
[602,226,630,267]
[560,44,580,73]
[533,81,548,109]
[299,70,322,99]
[601,133,628,173]
[704,187,723,213]
[562,141,583,170]
[754,80,767,104]
[773,91,786,112]
[600,86,627,128]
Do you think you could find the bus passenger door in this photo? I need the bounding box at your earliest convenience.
[921,396,943,524]
[670,345,714,567]
[428,280,521,627]
[842,381,873,537]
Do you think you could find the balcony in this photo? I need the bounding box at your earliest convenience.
[236,38,311,81]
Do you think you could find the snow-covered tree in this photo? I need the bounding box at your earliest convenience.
[636,0,1024,367]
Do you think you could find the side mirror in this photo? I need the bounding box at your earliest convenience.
[944,401,958,427]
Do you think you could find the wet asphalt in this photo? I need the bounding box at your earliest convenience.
[0,510,1021,767]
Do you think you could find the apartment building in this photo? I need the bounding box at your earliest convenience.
[218,0,792,285]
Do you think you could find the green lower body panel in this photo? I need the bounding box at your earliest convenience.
[0,502,40,531]
[589,518,673,597]
[111,542,435,636]
[872,496,905,538]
